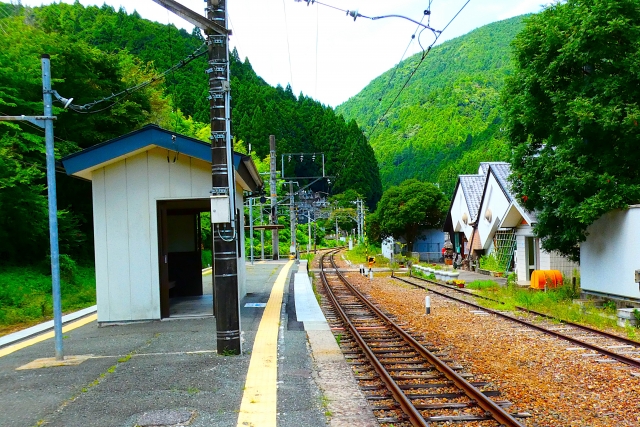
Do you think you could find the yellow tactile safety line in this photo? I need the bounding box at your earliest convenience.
[0,314,97,358]
[236,260,293,427]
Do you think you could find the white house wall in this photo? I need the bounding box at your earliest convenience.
[581,207,640,301]
[515,235,526,283]
[477,173,510,250]
[92,147,247,322]
[450,186,474,241]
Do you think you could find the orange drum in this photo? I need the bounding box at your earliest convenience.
[530,270,563,289]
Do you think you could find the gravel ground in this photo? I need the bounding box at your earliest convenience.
[327,255,640,427]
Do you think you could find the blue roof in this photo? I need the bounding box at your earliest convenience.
[61,124,247,175]
[61,124,262,191]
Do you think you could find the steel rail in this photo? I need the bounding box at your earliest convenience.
[320,250,428,427]
[393,275,640,369]
[406,273,640,346]
[403,273,640,350]
[327,252,524,427]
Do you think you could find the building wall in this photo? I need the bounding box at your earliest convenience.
[413,229,445,253]
[477,174,510,250]
[547,251,579,281]
[581,207,640,301]
[514,226,579,284]
[450,185,475,241]
[92,147,246,322]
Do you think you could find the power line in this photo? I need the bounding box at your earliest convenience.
[315,2,319,100]
[64,42,208,114]
[366,0,472,140]
[282,0,295,89]
[315,0,472,186]
[375,13,427,104]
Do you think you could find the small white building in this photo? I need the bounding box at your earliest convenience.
[445,162,578,284]
[61,125,262,323]
[581,206,640,302]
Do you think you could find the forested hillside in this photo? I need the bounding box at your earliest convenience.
[0,2,381,265]
[337,16,526,196]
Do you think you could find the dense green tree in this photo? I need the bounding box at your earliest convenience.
[0,12,165,264]
[502,0,640,261]
[0,1,383,267]
[373,179,447,252]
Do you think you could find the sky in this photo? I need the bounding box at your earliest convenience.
[18,0,548,107]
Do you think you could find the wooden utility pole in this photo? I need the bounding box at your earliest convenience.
[153,0,241,354]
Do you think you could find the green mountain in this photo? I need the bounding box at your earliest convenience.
[337,16,526,196]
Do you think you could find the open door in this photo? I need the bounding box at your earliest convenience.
[157,199,209,319]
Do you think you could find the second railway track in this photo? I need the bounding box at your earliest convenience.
[393,273,640,370]
[318,249,530,427]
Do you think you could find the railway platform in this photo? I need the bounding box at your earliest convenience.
[0,259,368,427]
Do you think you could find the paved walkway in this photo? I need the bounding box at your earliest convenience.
[0,261,338,427]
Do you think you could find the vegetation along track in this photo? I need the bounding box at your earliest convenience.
[393,274,640,370]
[318,249,529,427]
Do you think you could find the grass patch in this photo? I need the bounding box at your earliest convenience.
[343,243,390,267]
[202,249,212,268]
[468,280,621,332]
[0,263,96,336]
[466,280,500,291]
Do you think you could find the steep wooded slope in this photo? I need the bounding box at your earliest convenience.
[337,16,526,196]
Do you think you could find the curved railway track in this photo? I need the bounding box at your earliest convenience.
[393,273,640,369]
[318,249,529,427]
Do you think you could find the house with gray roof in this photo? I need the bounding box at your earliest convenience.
[445,162,578,285]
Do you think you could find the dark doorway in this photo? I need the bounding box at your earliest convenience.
[157,199,212,318]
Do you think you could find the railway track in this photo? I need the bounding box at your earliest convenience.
[318,249,529,427]
[393,273,640,370]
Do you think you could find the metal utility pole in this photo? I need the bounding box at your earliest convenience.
[42,56,63,361]
[307,214,311,254]
[249,197,254,265]
[0,55,64,361]
[335,216,339,246]
[289,181,296,256]
[270,135,279,260]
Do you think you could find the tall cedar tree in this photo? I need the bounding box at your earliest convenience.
[502,0,640,261]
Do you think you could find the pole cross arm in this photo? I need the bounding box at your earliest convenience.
[0,115,55,128]
[151,0,229,35]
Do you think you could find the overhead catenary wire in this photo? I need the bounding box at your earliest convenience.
[366,0,472,140]
[301,0,473,184]
[375,11,428,104]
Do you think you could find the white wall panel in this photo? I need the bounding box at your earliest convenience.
[92,169,110,322]
[104,161,131,321]
[147,148,170,318]
[581,207,640,300]
[125,153,154,320]
[169,152,193,198]
[191,157,212,197]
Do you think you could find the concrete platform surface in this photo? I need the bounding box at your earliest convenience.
[0,262,330,427]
